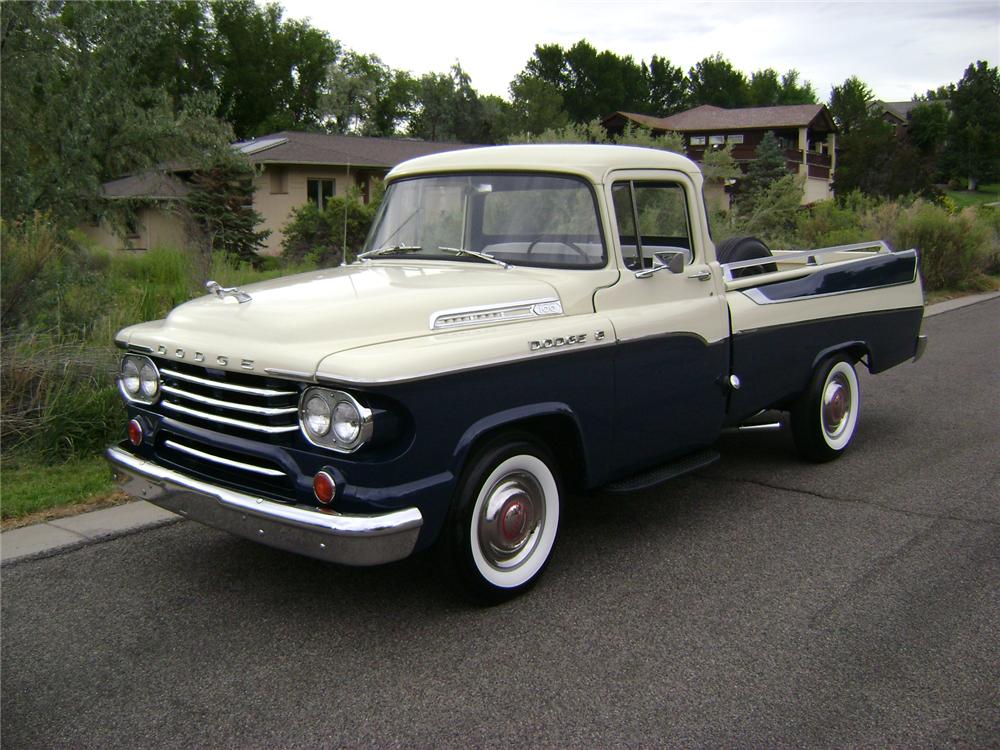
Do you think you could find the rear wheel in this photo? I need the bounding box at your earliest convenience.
[439,436,561,604]
[791,355,860,462]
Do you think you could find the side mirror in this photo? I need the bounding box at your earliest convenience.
[635,250,687,279]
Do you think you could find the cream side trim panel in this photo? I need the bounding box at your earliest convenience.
[727,280,924,333]
[316,314,616,386]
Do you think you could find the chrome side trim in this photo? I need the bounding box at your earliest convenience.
[429,297,563,330]
[106,446,423,566]
[163,440,286,477]
[161,401,299,434]
[160,368,298,397]
[161,385,298,416]
[265,368,314,380]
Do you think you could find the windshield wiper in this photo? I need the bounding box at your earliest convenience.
[438,246,511,269]
[357,244,423,261]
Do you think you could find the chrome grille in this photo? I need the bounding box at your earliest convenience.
[155,361,302,442]
[156,431,292,496]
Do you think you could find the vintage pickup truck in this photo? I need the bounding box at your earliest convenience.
[107,145,926,601]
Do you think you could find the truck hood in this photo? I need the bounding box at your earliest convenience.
[116,262,568,378]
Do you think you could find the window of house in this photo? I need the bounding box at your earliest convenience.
[726,134,744,145]
[307,179,335,210]
[690,135,707,146]
[270,167,288,194]
[709,135,725,146]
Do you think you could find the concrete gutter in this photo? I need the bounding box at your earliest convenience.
[2,291,997,565]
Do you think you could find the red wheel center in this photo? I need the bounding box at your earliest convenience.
[828,389,846,423]
[500,497,528,542]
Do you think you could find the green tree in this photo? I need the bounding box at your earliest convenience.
[907,101,950,156]
[834,119,936,199]
[0,1,232,225]
[322,51,416,136]
[829,75,875,134]
[185,152,270,264]
[944,61,1000,190]
[508,75,569,136]
[516,40,652,123]
[687,53,749,108]
[210,0,338,137]
[646,55,688,115]
[738,131,788,211]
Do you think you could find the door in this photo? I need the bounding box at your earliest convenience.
[594,171,730,475]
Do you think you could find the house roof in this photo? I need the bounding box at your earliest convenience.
[232,131,475,169]
[877,100,923,123]
[101,172,191,200]
[605,104,836,134]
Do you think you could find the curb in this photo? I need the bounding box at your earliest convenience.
[923,290,999,318]
[2,292,997,565]
[1,501,181,566]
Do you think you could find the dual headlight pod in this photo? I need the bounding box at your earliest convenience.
[299,387,373,453]
[119,355,161,404]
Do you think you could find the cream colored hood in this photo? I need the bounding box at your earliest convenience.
[116,262,591,379]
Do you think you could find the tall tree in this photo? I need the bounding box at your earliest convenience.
[943,60,1000,190]
[210,0,337,137]
[738,131,788,212]
[1,1,231,224]
[687,53,749,108]
[516,40,652,123]
[828,75,875,134]
[322,51,416,136]
[508,75,569,136]
[646,55,687,115]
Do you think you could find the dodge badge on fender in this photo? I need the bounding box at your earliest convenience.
[107,145,927,602]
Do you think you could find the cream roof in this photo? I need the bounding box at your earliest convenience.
[387,144,703,184]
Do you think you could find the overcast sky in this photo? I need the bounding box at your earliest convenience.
[278,0,998,104]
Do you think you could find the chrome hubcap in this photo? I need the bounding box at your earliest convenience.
[478,471,544,569]
[822,373,852,439]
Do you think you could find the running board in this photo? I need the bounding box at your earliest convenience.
[604,449,720,494]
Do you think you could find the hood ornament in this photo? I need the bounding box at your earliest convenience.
[205,280,252,304]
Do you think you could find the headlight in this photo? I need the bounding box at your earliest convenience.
[119,355,160,404]
[332,400,361,443]
[299,387,372,452]
[121,359,141,396]
[303,394,332,436]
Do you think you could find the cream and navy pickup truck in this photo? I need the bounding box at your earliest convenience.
[108,145,926,601]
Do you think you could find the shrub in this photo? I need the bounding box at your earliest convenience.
[1,333,124,460]
[281,186,381,266]
[891,201,991,290]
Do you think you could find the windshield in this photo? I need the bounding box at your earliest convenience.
[363,173,606,269]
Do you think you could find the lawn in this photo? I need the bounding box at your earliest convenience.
[945,183,1000,209]
[1,455,123,529]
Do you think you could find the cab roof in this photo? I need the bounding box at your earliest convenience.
[386,144,704,184]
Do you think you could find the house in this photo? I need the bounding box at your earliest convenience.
[602,104,838,204]
[84,132,474,256]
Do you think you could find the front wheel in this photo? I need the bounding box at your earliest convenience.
[439,436,561,604]
[790,356,861,462]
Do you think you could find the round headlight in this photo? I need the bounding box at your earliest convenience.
[332,400,362,444]
[139,362,159,398]
[121,359,141,395]
[304,395,332,436]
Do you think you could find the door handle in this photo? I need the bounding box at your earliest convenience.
[687,269,712,281]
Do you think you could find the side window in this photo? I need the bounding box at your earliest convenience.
[612,181,693,270]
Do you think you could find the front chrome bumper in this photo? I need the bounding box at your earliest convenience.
[914,334,929,362]
[106,446,423,566]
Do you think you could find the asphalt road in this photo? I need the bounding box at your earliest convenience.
[3,299,998,749]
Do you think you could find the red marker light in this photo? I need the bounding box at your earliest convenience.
[313,471,336,504]
[127,419,143,446]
